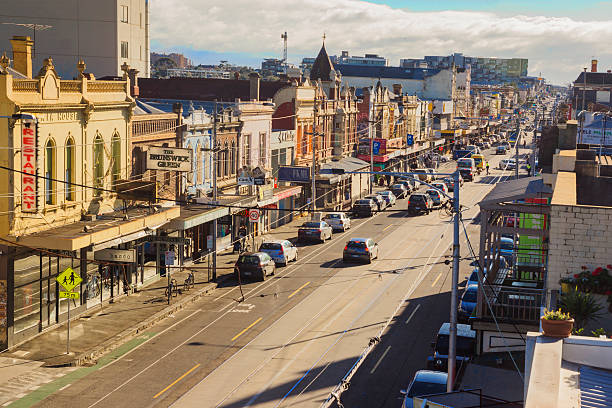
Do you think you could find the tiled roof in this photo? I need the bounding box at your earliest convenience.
[335,64,441,80]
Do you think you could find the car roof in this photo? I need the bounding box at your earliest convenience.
[413,370,448,384]
[348,238,369,243]
[324,212,344,216]
[261,239,286,244]
[438,322,476,338]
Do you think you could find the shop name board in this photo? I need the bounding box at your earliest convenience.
[94,249,136,263]
[37,111,79,122]
[278,166,311,183]
[21,118,38,213]
[147,147,192,171]
[272,130,295,144]
[136,236,192,245]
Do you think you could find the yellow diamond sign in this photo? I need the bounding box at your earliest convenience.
[56,267,82,292]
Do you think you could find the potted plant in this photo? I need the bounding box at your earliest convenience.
[559,276,575,294]
[560,290,602,329]
[541,309,574,338]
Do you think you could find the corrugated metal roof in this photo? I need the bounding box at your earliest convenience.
[580,366,612,408]
[479,177,552,207]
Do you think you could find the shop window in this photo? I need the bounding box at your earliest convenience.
[93,135,104,196]
[65,137,75,201]
[45,139,56,205]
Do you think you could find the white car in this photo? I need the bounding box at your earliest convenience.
[322,212,351,232]
[499,159,516,170]
[378,191,397,207]
[258,240,298,266]
[430,181,449,195]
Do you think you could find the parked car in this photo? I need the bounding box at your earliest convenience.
[259,240,298,266]
[401,370,448,408]
[234,252,276,281]
[397,177,416,192]
[408,193,434,215]
[391,183,409,199]
[466,268,484,288]
[496,145,507,155]
[364,193,386,212]
[431,181,448,195]
[426,189,445,208]
[499,158,516,170]
[342,238,379,264]
[322,212,351,232]
[378,191,397,207]
[469,256,508,272]
[352,199,377,217]
[458,285,478,322]
[465,144,481,155]
[498,237,515,265]
[482,141,491,149]
[427,322,476,371]
[298,221,333,243]
[442,175,463,192]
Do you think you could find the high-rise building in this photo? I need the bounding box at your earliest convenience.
[0,0,150,79]
[401,53,527,85]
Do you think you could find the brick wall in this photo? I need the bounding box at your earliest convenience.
[548,204,612,291]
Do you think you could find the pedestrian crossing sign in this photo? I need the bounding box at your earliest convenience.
[56,267,82,292]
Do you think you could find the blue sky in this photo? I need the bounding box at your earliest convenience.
[150,0,612,85]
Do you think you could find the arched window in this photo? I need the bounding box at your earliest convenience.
[65,137,75,201]
[111,133,121,186]
[93,135,104,196]
[45,139,56,205]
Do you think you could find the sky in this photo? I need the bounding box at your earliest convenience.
[150,0,612,85]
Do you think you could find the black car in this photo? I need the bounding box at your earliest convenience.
[391,183,409,199]
[427,323,476,371]
[352,199,377,217]
[408,193,434,215]
[342,238,379,264]
[234,252,276,281]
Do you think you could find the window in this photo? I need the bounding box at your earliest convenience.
[45,139,55,205]
[259,133,266,166]
[224,142,229,177]
[121,5,129,23]
[93,135,104,196]
[230,141,236,175]
[140,45,142,60]
[242,135,250,167]
[65,137,75,201]
[121,41,129,59]
[139,12,142,28]
[111,134,121,185]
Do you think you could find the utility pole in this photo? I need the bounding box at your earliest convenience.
[311,94,318,214]
[515,117,520,180]
[212,101,218,282]
[448,168,460,392]
[581,67,587,112]
[369,87,374,194]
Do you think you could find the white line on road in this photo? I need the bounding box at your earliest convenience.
[404,304,421,324]
[369,346,391,375]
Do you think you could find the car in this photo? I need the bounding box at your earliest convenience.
[414,168,432,182]
[259,240,298,266]
[458,285,478,322]
[425,189,445,208]
[425,168,436,180]
[342,238,379,264]
[469,256,508,272]
[498,237,515,265]
[297,221,333,243]
[322,212,351,232]
[466,268,484,287]
[427,322,476,371]
[408,193,433,215]
[499,158,516,170]
[482,141,491,149]
[397,177,417,192]
[456,158,476,181]
[352,199,377,217]
[496,145,507,155]
[364,194,386,212]
[234,252,276,281]
[401,370,448,408]
[430,181,448,195]
[391,183,409,199]
[378,191,397,207]
[465,144,481,155]
[442,175,463,192]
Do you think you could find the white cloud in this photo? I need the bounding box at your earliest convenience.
[150,0,612,84]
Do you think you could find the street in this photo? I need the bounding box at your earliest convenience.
[31,142,530,408]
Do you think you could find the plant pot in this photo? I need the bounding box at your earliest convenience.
[541,317,574,338]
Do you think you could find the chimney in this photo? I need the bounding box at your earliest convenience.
[10,36,34,78]
[392,84,402,96]
[249,72,260,101]
[591,59,598,73]
[128,68,140,98]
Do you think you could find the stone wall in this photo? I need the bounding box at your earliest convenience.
[548,203,612,291]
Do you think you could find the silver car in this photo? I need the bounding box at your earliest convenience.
[322,212,351,232]
[378,191,397,207]
[259,240,298,266]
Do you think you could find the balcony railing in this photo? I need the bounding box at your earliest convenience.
[481,285,545,323]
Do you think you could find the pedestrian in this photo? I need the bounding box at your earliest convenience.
[526,163,532,176]
[486,162,490,175]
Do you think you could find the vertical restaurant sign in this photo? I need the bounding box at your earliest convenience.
[21,118,38,212]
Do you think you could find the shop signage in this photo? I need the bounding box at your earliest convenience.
[94,249,136,263]
[253,167,266,186]
[272,130,295,145]
[136,236,192,245]
[406,134,414,146]
[147,146,192,172]
[21,117,38,213]
[278,166,311,182]
[237,167,254,185]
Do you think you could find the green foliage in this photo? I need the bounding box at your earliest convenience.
[591,328,607,337]
[560,290,603,329]
[542,308,572,321]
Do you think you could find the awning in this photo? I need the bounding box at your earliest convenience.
[9,206,180,251]
[258,185,302,207]
[165,196,256,231]
[319,157,369,184]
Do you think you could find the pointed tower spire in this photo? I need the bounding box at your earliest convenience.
[310,37,335,82]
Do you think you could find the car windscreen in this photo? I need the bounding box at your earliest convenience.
[347,241,366,249]
[355,200,372,205]
[302,222,320,228]
[473,157,482,164]
[325,214,341,219]
[260,243,281,250]
[426,190,438,197]
[468,271,479,283]
[457,161,472,168]
[410,195,426,202]
[238,255,260,265]
[408,380,447,398]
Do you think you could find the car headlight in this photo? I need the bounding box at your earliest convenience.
[436,359,443,366]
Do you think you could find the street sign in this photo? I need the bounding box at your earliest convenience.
[59,291,79,299]
[56,267,82,292]
[164,251,175,265]
[248,209,260,223]
[406,134,414,146]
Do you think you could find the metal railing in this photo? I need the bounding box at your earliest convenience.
[482,285,545,323]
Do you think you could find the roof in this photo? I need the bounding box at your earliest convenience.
[310,44,335,81]
[138,77,290,102]
[318,156,370,184]
[7,66,27,79]
[438,322,476,338]
[479,177,553,207]
[139,98,228,117]
[348,238,369,242]
[336,64,441,80]
[580,365,612,408]
[574,71,612,86]
[134,99,168,115]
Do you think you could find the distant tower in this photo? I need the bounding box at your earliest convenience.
[281,31,288,74]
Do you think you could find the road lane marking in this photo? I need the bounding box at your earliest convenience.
[232,317,263,342]
[405,304,421,324]
[153,363,201,399]
[370,346,391,374]
[431,272,443,287]
[382,224,393,232]
[288,281,310,299]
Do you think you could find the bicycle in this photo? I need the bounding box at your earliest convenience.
[184,271,195,291]
[165,278,179,298]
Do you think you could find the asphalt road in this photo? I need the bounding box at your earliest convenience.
[34,142,531,408]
